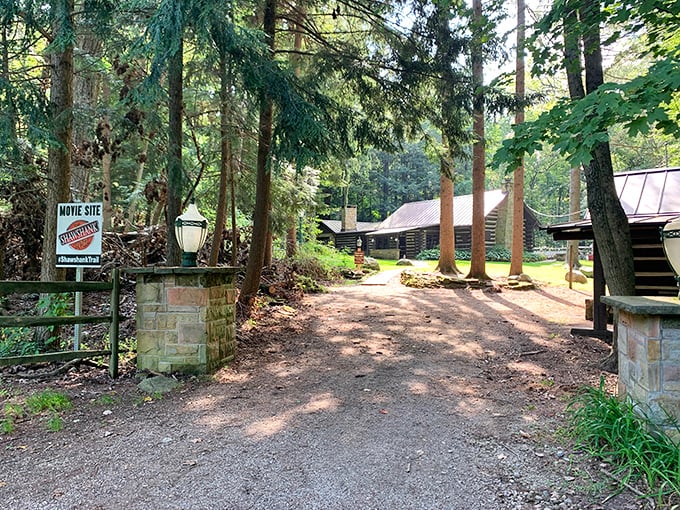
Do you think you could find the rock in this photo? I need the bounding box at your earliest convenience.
[137,375,180,394]
[565,270,587,284]
[396,259,414,266]
[518,273,533,282]
[580,267,593,278]
[363,257,380,271]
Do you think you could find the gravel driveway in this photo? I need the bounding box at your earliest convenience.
[0,277,639,509]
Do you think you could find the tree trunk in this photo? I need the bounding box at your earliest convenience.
[1,26,18,157]
[41,0,75,283]
[437,170,460,275]
[71,20,102,202]
[509,0,525,277]
[285,6,306,259]
[166,16,183,266]
[568,166,581,268]
[467,0,489,280]
[238,0,276,306]
[99,115,113,230]
[210,48,233,266]
[579,0,635,298]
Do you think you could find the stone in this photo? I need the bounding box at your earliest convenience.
[137,375,180,394]
[564,270,587,284]
[362,257,380,271]
[396,259,414,266]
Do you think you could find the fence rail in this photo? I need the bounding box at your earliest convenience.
[0,268,121,378]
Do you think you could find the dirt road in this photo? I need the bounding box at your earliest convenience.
[0,277,640,509]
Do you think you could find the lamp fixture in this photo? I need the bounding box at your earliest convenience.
[661,217,680,298]
[174,199,208,267]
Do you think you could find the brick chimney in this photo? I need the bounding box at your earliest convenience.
[341,205,357,231]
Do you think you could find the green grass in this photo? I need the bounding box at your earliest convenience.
[373,258,594,292]
[1,389,72,435]
[25,390,72,414]
[567,378,680,506]
[292,242,593,291]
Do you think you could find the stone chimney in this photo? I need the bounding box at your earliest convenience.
[341,205,357,231]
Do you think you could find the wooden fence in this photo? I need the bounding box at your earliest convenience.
[0,269,121,378]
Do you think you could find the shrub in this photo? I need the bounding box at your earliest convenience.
[415,246,545,263]
[567,378,680,505]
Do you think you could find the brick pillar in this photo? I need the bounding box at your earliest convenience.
[127,267,237,374]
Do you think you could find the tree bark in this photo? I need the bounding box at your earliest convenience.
[579,0,635,298]
[71,19,102,202]
[285,6,306,259]
[467,0,489,280]
[437,166,460,275]
[209,47,233,266]
[568,166,581,268]
[238,0,276,306]
[166,14,183,266]
[41,0,75,283]
[509,0,525,277]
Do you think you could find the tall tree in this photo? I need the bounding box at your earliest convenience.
[238,0,276,306]
[509,0,525,277]
[467,0,489,280]
[41,0,75,282]
[166,0,184,266]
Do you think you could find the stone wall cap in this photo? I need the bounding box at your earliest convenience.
[602,295,680,315]
[125,266,238,276]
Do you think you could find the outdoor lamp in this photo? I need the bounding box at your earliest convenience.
[356,237,362,250]
[661,217,680,298]
[174,200,208,267]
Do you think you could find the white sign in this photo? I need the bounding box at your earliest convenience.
[56,202,103,267]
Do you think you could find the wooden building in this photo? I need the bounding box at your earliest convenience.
[365,189,540,259]
[317,205,381,253]
[546,167,680,339]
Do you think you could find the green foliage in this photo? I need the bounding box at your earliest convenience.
[25,390,72,414]
[567,378,680,504]
[495,0,680,172]
[416,246,546,263]
[0,327,39,357]
[1,389,71,434]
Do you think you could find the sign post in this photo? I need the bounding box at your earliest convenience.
[56,203,103,350]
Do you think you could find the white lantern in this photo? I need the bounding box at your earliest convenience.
[174,200,208,267]
[661,217,680,298]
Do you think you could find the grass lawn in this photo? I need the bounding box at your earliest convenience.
[374,258,594,293]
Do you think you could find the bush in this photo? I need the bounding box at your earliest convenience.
[567,378,680,505]
[415,246,545,263]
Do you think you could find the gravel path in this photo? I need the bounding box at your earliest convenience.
[0,278,639,509]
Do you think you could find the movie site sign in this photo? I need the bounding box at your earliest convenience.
[56,202,103,268]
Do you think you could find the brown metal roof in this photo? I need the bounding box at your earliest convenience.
[370,189,508,233]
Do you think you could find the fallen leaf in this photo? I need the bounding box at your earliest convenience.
[379,409,389,414]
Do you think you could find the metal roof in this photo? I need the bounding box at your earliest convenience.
[615,167,680,216]
[548,167,680,237]
[318,220,381,234]
[371,189,508,234]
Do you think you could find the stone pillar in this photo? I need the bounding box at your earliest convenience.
[127,267,237,374]
[602,296,680,438]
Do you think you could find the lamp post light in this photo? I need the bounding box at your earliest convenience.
[174,200,208,267]
[661,217,680,298]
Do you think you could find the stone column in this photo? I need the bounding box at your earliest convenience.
[127,267,237,374]
[602,296,680,439]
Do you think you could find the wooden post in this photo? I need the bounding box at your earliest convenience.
[109,268,120,378]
